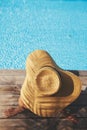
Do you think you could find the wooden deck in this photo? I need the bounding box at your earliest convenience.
[0,70,87,130]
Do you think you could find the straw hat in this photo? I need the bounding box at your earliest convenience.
[20,50,82,117]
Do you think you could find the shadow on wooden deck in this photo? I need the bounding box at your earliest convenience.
[0,70,87,130]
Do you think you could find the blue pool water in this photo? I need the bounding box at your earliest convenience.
[0,0,87,70]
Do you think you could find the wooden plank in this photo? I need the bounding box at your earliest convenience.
[80,77,87,85]
[0,94,19,106]
[0,70,86,116]
[0,70,26,76]
[0,85,21,93]
[1,127,87,130]
[0,70,87,130]
[0,105,87,119]
[74,129,87,130]
[57,119,87,130]
[0,91,87,106]
[0,70,86,76]
[0,70,86,86]
[0,93,87,119]
[0,127,26,130]
[79,71,87,76]
[0,118,87,130]
[0,119,50,130]
[0,71,86,85]
[0,106,54,119]
[0,76,25,85]
[0,84,87,94]
[0,107,37,119]
[0,75,86,88]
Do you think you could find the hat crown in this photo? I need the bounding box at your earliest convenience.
[35,67,61,95]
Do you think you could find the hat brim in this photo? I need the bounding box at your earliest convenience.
[54,69,81,101]
[37,69,82,110]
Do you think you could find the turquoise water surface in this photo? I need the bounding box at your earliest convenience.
[0,0,87,70]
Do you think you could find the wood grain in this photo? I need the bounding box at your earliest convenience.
[0,70,87,130]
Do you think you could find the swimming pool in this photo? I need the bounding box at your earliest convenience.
[0,0,87,70]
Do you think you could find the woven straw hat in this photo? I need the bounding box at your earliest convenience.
[20,50,82,117]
